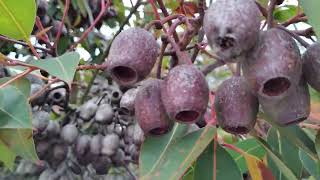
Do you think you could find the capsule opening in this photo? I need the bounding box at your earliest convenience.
[111,66,137,84]
[262,77,291,96]
[175,111,199,123]
[149,127,169,136]
[225,126,249,134]
[216,36,235,49]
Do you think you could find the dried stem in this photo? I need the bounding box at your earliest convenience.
[69,0,110,50]
[157,42,168,79]
[202,61,225,75]
[267,0,277,29]
[0,68,35,89]
[54,0,70,54]
[0,35,51,53]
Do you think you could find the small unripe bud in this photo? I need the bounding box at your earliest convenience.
[120,88,139,115]
[60,124,78,144]
[302,42,320,91]
[106,28,159,86]
[204,0,261,61]
[260,78,310,126]
[215,77,259,134]
[101,133,120,156]
[161,65,209,123]
[135,79,173,136]
[32,111,50,132]
[242,28,302,98]
[45,121,60,137]
[79,99,98,120]
[94,103,114,124]
[90,134,103,155]
[92,155,111,175]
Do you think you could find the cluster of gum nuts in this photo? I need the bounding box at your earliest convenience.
[106,0,319,136]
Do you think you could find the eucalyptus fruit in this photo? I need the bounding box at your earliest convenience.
[204,0,261,61]
[135,79,173,136]
[259,78,310,126]
[242,28,302,98]
[215,77,259,134]
[161,65,209,123]
[303,42,320,91]
[106,28,159,86]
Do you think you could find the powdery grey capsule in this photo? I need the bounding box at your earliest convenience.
[106,28,159,86]
[95,103,114,124]
[60,124,78,144]
[204,0,261,61]
[101,133,120,156]
[120,88,139,115]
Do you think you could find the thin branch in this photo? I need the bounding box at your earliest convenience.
[0,68,35,89]
[35,16,52,49]
[202,61,225,75]
[29,78,59,102]
[267,0,277,29]
[54,0,70,54]
[69,0,110,50]
[281,13,306,27]
[0,35,51,53]
[148,0,161,20]
[156,0,180,42]
[157,42,168,79]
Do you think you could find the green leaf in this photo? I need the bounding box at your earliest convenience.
[140,125,216,180]
[29,52,81,85]
[274,5,298,23]
[164,0,179,10]
[0,129,38,162]
[0,139,16,170]
[227,138,266,173]
[315,131,320,159]
[0,78,32,128]
[262,114,317,160]
[0,0,36,40]
[300,0,320,37]
[266,128,303,180]
[194,142,243,180]
[299,149,320,179]
[256,137,299,180]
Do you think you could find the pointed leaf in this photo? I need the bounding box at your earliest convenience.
[300,0,320,37]
[0,139,16,170]
[227,138,266,173]
[315,131,320,159]
[266,128,303,179]
[0,0,36,40]
[29,52,81,85]
[194,142,243,180]
[262,114,317,160]
[140,126,215,180]
[256,137,299,180]
[0,129,38,162]
[0,78,32,128]
[299,149,320,179]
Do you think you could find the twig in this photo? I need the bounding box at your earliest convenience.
[29,78,59,102]
[148,0,161,20]
[267,0,277,29]
[281,13,307,27]
[202,61,225,75]
[69,0,110,50]
[0,68,35,89]
[35,16,52,49]
[0,35,51,53]
[157,42,168,79]
[156,0,180,42]
[54,0,70,54]
[255,1,268,18]
[76,63,108,71]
